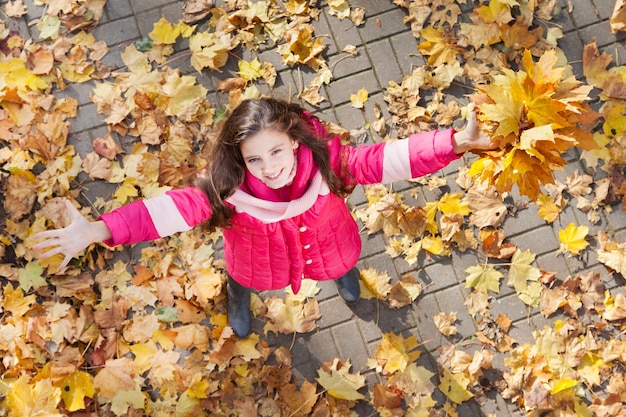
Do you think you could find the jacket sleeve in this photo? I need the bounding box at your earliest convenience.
[330,128,463,185]
[99,186,212,246]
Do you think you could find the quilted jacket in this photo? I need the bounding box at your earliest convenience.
[99,117,461,293]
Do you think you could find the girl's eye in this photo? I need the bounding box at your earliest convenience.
[272,148,282,155]
[246,157,259,164]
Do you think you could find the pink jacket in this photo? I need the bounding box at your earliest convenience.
[100,119,460,293]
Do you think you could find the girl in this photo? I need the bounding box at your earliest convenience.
[34,97,495,338]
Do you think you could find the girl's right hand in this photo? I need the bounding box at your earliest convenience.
[33,199,111,270]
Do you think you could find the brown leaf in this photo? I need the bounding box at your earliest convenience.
[183,0,214,24]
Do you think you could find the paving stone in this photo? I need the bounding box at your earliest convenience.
[321,7,363,52]
[593,0,619,20]
[105,0,134,21]
[364,252,400,283]
[291,329,339,367]
[359,233,388,258]
[491,294,534,323]
[316,297,356,329]
[419,256,459,293]
[388,30,424,75]
[130,0,175,13]
[331,48,373,79]
[568,0,602,27]
[365,38,404,86]
[358,8,414,45]
[323,69,382,105]
[510,225,561,256]
[92,16,141,47]
[435,286,478,340]
[332,321,370,371]
[578,21,624,48]
[411,293,444,348]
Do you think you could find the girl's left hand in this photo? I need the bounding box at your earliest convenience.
[452,104,496,154]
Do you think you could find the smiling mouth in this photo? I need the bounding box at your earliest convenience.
[265,169,283,181]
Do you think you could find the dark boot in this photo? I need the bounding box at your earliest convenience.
[335,267,361,305]
[227,276,252,338]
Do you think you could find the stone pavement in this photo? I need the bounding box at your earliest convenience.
[8,0,626,415]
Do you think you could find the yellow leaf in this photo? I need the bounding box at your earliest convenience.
[507,249,541,297]
[549,377,579,394]
[350,88,368,109]
[465,263,503,293]
[536,193,562,223]
[113,178,139,204]
[18,261,47,292]
[7,375,63,417]
[328,0,351,20]
[110,389,146,416]
[596,232,626,275]
[0,58,48,93]
[421,235,450,256]
[316,358,366,401]
[418,27,458,66]
[263,296,322,334]
[237,58,264,83]
[434,311,458,337]
[371,333,421,375]
[558,223,589,256]
[36,14,60,40]
[438,193,471,216]
[360,268,392,300]
[129,341,158,374]
[519,124,554,150]
[439,368,474,404]
[60,371,96,412]
[149,17,180,45]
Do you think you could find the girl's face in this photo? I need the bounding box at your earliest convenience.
[240,129,299,189]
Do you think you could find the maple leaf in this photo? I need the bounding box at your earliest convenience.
[507,249,542,307]
[558,223,589,256]
[388,275,423,309]
[369,332,421,376]
[328,0,350,20]
[536,193,563,223]
[236,58,264,83]
[603,292,626,321]
[277,25,326,70]
[465,263,503,293]
[434,311,458,337]
[111,389,146,416]
[263,296,321,334]
[596,231,626,275]
[349,87,368,109]
[439,368,474,404]
[465,184,507,228]
[418,26,459,66]
[149,17,180,45]
[17,261,47,292]
[472,49,598,200]
[60,371,96,412]
[6,375,63,417]
[582,40,626,99]
[316,358,366,401]
[359,267,392,300]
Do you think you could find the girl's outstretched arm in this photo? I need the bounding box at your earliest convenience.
[33,199,112,270]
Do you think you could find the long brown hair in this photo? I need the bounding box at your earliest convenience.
[194,97,355,232]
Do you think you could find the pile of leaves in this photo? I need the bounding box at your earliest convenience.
[1,0,626,416]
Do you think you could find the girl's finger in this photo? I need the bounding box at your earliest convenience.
[33,230,61,240]
[37,246,64,259]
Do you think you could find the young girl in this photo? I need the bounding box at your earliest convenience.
[34,97,494,338]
